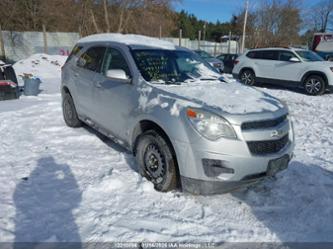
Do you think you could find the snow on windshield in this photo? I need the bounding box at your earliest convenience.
[132,49,220,84]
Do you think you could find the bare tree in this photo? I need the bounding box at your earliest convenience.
[236,0,302,48]
[103,0,111,32]
[311,0,333,32]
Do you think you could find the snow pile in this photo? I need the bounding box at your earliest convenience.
[13,54,67,82]
[0,56,333,243]
[13,54,67,94]
[79,33,176,50]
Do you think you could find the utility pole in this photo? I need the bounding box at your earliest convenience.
[179,29,182,47]
[241,0,249,54]
[228,31,232,54]
[203,22,207,41]
[198,30,202,50]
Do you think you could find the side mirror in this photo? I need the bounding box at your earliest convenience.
[106,69,131,83]
[289,57,300,63]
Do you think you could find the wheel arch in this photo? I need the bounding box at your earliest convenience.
[301,71,328,87]
[132,119,181,186]
[240,67,256,76]
[132,120,176,157]
[61,85,71,96]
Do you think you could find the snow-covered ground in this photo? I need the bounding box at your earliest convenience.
[0,54,333,243]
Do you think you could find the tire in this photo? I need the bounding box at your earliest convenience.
[136,130,178,192]
[240,69,256,86]
[304,75,326,96]
[62,92,82,127]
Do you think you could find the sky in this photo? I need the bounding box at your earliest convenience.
[174,0,322,23]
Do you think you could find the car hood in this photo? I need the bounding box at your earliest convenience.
[146,79,284,115]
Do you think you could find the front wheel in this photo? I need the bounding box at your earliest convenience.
[240,69,256,86]
[136,130,178,192]
[304,75,326,96]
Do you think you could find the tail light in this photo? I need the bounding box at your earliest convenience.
[234,60,240,65]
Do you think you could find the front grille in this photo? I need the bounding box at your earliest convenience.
[247,134,289,155]
[241,115,287,131]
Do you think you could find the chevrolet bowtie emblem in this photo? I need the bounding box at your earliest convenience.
[271,129,283,138]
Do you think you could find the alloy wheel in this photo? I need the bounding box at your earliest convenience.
[305,78,322,95]
[241,71,254,85]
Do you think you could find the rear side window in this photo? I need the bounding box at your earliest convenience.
[77,46,106,73]
[247,50,278,60]
[261,50,278,60]
[66,45,82,63]
[246,51,263,59]
[102,48,131,77]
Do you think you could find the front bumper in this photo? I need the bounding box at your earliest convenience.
[173,118,295,195]
[181,153,292,195]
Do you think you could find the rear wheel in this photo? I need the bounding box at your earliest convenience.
[304,75,326,96]
[62,92,82,127]
[136,130,178,192]
[240,69,256,86]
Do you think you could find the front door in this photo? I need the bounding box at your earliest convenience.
[92,47,137,143]
[273,51,304,83]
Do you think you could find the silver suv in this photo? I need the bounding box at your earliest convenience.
[61,34,295,194]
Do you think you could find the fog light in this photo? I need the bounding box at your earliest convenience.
[202,159,235,177]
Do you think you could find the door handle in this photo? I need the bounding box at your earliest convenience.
[94,81,102,88]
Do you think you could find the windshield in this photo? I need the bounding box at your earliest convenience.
[295,50,324,62]
[131,49,220,84]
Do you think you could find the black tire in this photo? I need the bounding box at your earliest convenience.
[240,69,256,86]
[62,92,82,127]
[304,75,326,96]
[136,130,178,192]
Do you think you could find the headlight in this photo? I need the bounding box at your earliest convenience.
[186,108,237,140]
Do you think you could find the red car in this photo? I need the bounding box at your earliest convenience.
[0,62,19,100]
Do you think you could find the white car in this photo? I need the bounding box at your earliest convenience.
[232,47,333,95]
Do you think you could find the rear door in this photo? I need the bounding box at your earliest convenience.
[273,50,303,82]
[74,46,106,118]
[252,50,279,79]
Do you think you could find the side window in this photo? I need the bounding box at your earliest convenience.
[246,51,256,59]
[66,45,82,63]
[247,51,263,59]
[261,50,278,60]
[77,46,106,73]
[279,51,296,62]
[102,48,131,77]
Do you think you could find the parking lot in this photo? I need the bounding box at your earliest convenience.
[0,54,332,243]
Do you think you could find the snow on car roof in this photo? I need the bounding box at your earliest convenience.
[78,33,176,50]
